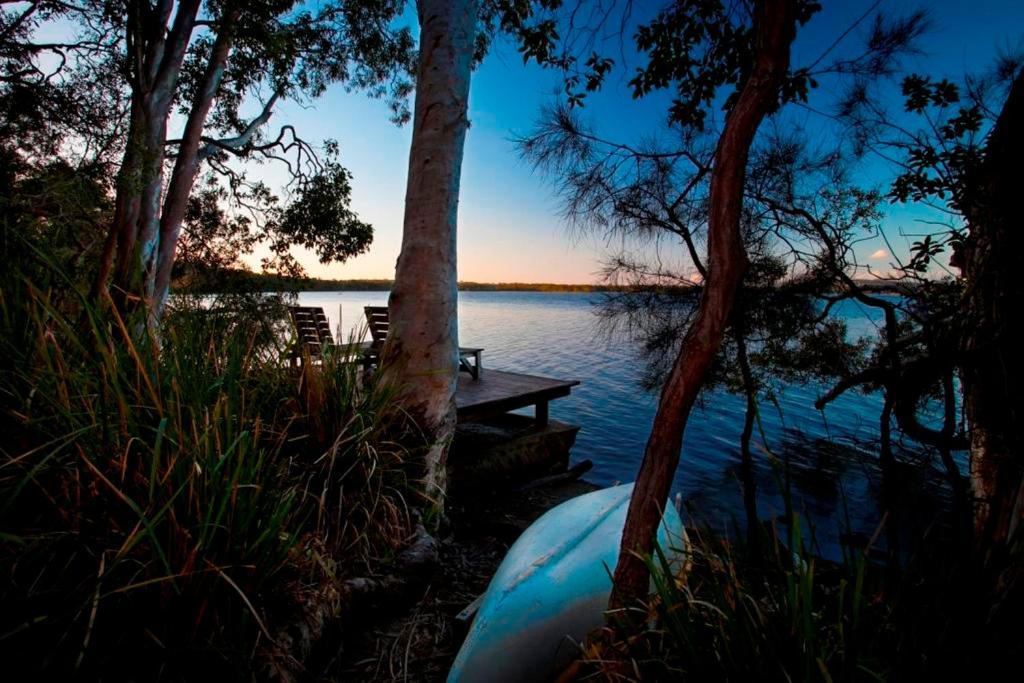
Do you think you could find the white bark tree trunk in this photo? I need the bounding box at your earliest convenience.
[95,0,201,326]
[382,0,478,506]
[152,8,240,321]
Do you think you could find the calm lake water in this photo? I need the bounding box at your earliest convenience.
[298,290,957,557]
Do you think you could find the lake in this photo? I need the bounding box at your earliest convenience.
[298,290,958,558]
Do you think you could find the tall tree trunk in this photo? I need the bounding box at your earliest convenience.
[607,0,797,612]
[382,0,477,506]
[93,0,200,326]
[152,7,239,321]
[114,98,171,318]
[962,68,1024,563]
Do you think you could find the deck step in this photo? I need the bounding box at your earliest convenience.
[448,414,580,494]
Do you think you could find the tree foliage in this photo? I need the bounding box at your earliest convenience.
[2,0,415,325]
[515,0,943,613]
[276,159,373,265]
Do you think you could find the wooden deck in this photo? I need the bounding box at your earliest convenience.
[299,341,579,425]
[455,369,579,425]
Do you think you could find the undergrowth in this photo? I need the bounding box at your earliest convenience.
[584,502,1019,682]
[0,279,418,679]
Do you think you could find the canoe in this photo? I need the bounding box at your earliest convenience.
[447,483,687,682]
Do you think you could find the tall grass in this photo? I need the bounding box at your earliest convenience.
[0,281,417,679]
[586,499,1015,682]
[596,520,887,682]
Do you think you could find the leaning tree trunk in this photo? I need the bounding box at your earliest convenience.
[382,0,477,506]
[962,67,1024,564]
[607,0,798,612]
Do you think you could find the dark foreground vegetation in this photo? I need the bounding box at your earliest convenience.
[0,274,422,679]
[3,276,1018,681]
[579,486,1018,681]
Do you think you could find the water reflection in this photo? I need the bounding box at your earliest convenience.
[297,290,962,560]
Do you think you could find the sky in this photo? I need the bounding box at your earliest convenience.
[249,0,1024,284]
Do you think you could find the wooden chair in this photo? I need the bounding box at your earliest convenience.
[363,305,483,379]
[287,306,334,366]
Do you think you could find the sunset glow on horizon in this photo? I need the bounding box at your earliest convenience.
[243,0,1022,284]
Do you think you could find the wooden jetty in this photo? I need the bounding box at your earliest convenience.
[285,305,582,489]
[290,333,580,425]
[450,370,581,494]
[455,369,578,425]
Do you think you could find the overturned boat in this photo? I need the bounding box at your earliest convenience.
[448,483,687,682]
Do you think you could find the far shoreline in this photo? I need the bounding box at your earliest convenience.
[175,269,621,293]
[299,279,613,293]
[175,269,911,296]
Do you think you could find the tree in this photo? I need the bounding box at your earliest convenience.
[380,0,624,507]
[828,51,1024,578]
[87,0,414,328]
[381,0,478,505]
[954,70,1024,564]
[170,153,374,286]
[606,0,801,610]
[2,1,125,284]
[519,111,868,551]
[515,0,808,612]
[516,0,943,612]
[1,1,124,163]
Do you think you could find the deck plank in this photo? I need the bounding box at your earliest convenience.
[456,369,579,423]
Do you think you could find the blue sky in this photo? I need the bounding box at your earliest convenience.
[254,0,1024,284]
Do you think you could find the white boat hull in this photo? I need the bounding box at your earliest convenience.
[448,483,686,682]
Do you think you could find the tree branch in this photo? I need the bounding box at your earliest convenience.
[195,91,281,160]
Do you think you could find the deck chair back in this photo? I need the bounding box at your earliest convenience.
[365,306,390,346]
[289,306,334,359]
[362,305,483,379]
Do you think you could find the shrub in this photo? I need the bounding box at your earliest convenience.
[585,501,1016,682]
[0,282,415,679]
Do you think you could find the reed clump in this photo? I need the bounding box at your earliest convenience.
[584,505,1012,682]
[0,282,417,680]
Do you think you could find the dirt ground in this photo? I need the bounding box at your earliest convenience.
[321,479,598,682]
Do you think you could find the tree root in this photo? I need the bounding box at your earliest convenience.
[260,525,439,681]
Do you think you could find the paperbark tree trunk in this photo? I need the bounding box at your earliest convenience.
[962,67,1024,562]
[382,0,477,507]
[607,0,797,612]
[93,0,201,327]
[152,7,239,321]
[112,93,171,318]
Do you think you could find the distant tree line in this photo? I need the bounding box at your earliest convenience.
[174,269,624,292]
[175,267,910,295]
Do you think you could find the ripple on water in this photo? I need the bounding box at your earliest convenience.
[298,290,961,560]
